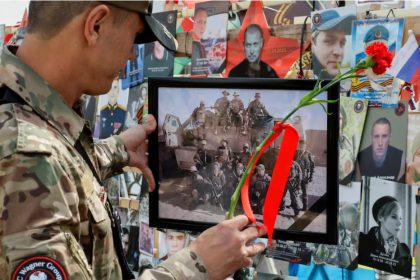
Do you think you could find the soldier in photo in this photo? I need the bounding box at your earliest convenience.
[204,162,226,209]
[247,92,272,148]
[281,161,303,217]
[237,142,251,166]
[294,140,315,211]
[229,92,245,133]
[190,165,210,205]
[217,139,232,165]
[223,162,245,210]
[247,92,271,128]
[191,100,207,140]
[214,90,231,135]
[99,79,127,139]
[250,164,271,214]
[193,138,213,170]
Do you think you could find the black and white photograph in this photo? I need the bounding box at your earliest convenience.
[148,78,339,243]
[311,182,361,270]
[358,177,415,278]
[355,103,408,183]
[265,240,312,264]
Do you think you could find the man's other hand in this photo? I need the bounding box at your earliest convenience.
[189,215,266,279]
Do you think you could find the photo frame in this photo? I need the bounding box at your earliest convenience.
[148,77,339,244]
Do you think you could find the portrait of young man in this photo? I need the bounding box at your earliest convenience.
[311,7,356,80]
[356,106,408,183]
[0,1,266,280]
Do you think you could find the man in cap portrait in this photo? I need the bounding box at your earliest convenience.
[311,9,356,79]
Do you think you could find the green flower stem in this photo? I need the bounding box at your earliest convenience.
[226,68,358,220]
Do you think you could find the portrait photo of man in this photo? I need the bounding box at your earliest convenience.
[160,230,189,261]
[96,79,128,139]
[357,116,406,183]
[143,11,176,78]
[228,24,278,78]
[351,18,404,105]
[311,7,356,79]
[191,7,209,75]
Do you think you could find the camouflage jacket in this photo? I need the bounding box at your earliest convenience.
[0,46,208,280]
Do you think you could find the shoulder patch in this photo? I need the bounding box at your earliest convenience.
[12,256,67,280]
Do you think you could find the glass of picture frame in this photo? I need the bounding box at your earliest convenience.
[148,77,339,244]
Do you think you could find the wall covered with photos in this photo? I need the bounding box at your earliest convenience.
[3,0,420,279]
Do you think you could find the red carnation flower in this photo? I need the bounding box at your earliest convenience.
[365,42,393,75]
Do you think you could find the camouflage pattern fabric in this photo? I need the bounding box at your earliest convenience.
[0,46,208,280]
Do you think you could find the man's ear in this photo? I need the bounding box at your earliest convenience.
[84,4,111,46]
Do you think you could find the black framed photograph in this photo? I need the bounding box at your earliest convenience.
[148,78,339,244]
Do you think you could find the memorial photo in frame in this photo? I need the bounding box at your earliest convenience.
[148,78,339,244]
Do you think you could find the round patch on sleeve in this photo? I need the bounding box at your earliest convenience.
[12,256,67,280]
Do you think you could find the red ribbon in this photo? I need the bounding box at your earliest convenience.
[240,123,299,247]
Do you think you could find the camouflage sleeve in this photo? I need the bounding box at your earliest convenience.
[95,135,129,180]
[139,248,208,280]
[0,153,93,279]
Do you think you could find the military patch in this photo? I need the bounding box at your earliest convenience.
[12,256,67,280]
[395,102,406,116]
[354,100,364,113]
[312,13,321,25]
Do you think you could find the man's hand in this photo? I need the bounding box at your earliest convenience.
[189,215,266,280]
[119,114,156,191]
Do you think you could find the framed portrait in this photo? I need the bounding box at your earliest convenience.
[148,78,339,244]
[355,103,408,183]
[359,177,415,278]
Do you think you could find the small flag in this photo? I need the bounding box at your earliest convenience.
[388,30,420,85]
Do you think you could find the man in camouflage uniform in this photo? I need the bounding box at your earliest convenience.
[193,138,213,170]
[247,92,272,148]
[213,90,230,135]
[294,140,315,211]
[246,92,271,129]
[250,164,271,214]
[191,101,207,140]
[0,2,266,280]
[203,162,226,209]
[238,143,251,166]
[217,139,232,165]
[229,92,245,132]
[223,162,244,210]
[280,161,303,217]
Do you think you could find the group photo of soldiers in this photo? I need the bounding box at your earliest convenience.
[157,87,329,232]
